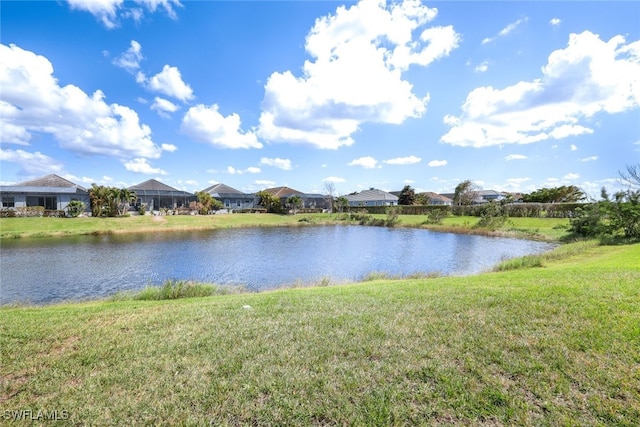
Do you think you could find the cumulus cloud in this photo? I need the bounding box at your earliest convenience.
[570,144,578,151]
[161,143,177,152]
[550,18,561,27]
[151,97,180,117]
[0,148,64,176]
[427,159,447,167]
[123,158,167,175]
[564,173,580,180]
[482,17,528,44]
[67,0,182,29]
[181,104,262,149]
[258,0,460,149]
[146,65,193,102]
[260,157,292,170]
[113,40,143,72]
[384,155,421,165]
[0,43,162,160]
[505,154,527,161]
[474,61,489,73]
[441,31,640,147]
[348,156,379,169]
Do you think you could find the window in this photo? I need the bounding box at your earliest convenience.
[236,200,242,208]
[26,196,57,210]
[2,197,15,208]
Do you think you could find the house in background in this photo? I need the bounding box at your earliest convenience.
[419,192,453,206]
[129,179,196,212]
[345,188,399,207]
[0,174,90,211]
[200,183,256,211]
[476,190,506,203]
[261,186,329,211]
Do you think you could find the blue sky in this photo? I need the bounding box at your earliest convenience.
[1,0,639,197]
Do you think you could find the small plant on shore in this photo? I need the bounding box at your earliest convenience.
[111,280,246,301]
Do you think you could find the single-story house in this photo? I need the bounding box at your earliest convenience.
[200,183,257,210]
[419,192,453,206]
[476,190,506,203]
[261,186,330,210]
[345,188,399,207]
[129,179,196,211]
[0,174,90,211]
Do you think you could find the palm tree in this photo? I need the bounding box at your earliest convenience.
[117,188,137,216]
[287,195,302,215]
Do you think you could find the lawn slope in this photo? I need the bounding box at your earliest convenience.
[1,242,638,425]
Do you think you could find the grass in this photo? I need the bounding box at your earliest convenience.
[1,241,639,425]
[0,213,570,241]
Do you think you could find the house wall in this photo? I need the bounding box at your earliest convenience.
[1,192,90,211]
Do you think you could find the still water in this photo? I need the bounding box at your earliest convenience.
[0,226,554,305]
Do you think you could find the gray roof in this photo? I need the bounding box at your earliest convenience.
[0,174,88,194]
[129,179,194,196]
[345,188,399,202]
[201,183,246,196]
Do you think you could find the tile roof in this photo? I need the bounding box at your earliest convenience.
[262,186,305,198]
[201,183,245,195]
[17,174,86,190]
[345,188,399,202]
[129,179,182,192]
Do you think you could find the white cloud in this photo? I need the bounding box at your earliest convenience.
[384,155,421,165]
[151,97,180,117]
[550,18,561,27]
[348,156,379,169]
[161,143,177,152]
[427,159,447,167]
[113,40,143,73]
[253,180,275,188]
[123,158,167,175]
[0,43,162,159]
[146,65,193,102]
[482,17,528,44]
[441,31,640,147]
[0,148,64,176]
[570,144,578,151]
[258,0,460,149]
[505,154,527,161]
[580,156,598,162]
[323,176,346,183]
[474,61,489,73]
[260,157,292,170]
[564,173,580,180]
[66,0,182,29]
[181,104,262,149]
[227,166,260,175]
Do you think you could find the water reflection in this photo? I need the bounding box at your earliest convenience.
[0,226,554,305]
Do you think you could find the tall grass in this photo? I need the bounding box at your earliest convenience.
[493,240,597,271]
[110,280,246,301]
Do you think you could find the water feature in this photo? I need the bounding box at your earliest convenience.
[0,225,555,305]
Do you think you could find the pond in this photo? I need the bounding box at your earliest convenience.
[0,225,555,305]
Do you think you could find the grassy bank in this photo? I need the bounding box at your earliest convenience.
[0,213,569,241]
[1,242,639,425]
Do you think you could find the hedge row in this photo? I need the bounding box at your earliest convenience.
[0,207,68,218]
[349,203,585,218]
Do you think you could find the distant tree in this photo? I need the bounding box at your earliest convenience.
[336,196,349,213]
[116,188,137,216]
[256,190,281,213]
[620,163,640,190]
[453,180,480,206]
[324,181,336,213]
[415,193,429,205]
[193,191,222,214]
[522,186,585,203]
[398,185,416,205]
[287,195,303,215]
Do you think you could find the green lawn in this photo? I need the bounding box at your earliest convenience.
[0,213,570,241]
[1,241,638,425]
